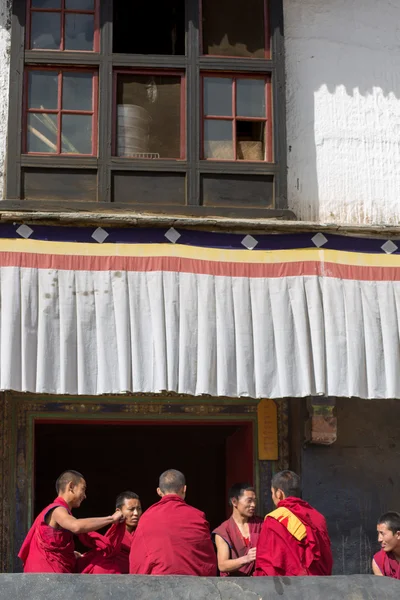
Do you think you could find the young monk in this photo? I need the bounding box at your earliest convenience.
[78,491,142,574]
[372,512,400,579]
[254,470,333,576]
[213,483,263,576]
[18,470,124,573]
[129,469,217,576]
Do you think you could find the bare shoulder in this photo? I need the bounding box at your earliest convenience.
[45,505,69,527]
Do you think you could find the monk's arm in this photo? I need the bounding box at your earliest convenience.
[52,507,124,534]
[215,535,256,573]
[372,559,383,576]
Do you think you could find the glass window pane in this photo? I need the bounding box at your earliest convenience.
[236,79,265,117]
[28,71,58,110]
[204,120,233,160]
[204,78,232,116]
[27,113,57,153]
[202,0,265,58]
[32,0,61,7]
[65,0,94,9]
[61,114,93,154]
[62,73,93,111]
[117,75,181,159]
[31,12,61,49]
[65,14,94,51]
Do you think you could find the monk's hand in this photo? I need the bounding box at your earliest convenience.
[111,509,125,524]
[74,551,83,559]
[245,547,257,563]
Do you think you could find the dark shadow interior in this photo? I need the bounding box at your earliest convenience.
[34,421,253,535]
[113,0,185,55]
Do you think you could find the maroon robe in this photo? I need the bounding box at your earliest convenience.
[129,494,217,576]
[374,549,400,579]
[77,521,129,574]
[213,516,263,576]
[18,497,76,573]
[254,497,333,577]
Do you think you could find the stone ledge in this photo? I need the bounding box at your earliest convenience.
[0,574,398,600]
[0,209,400,236]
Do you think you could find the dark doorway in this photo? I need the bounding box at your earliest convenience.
[34,421,254,533]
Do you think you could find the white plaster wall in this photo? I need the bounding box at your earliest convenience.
[284,0,400,224]
[0,0,10,199]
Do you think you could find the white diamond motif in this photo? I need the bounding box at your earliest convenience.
[16,224,34,239]
[311,233,328,248]
[91,227,109,244]
[164,227,181,244]
[381,240,398,255]
[241,235,258,250]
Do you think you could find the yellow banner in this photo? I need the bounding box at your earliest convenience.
[258,399,278,460]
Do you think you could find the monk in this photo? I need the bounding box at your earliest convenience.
[254,470,333,576]
[78,491,142,574]
[129,469,217,576]
[213,483,263,576]
[18,470,124,573]
[372,512,400,579]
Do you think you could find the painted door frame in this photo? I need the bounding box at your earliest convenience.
[0,392,289,572]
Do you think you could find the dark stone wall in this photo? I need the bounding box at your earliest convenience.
[0,574,399,600]
[301,398,400,575]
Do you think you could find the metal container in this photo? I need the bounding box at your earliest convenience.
[117,104,151,157]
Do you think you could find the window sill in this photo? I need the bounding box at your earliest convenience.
[0,200,296,229]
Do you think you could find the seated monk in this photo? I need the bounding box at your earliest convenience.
[254,470,333,576]
[78,491,142,574]
[372,512,400,579]
[18,470,124,573]
[213,483,263,576]
[129,469,217,576]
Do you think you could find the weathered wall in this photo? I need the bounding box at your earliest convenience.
[1,1,400,225]
[284,0,400,224]
[0,0,10,199]
[302,398,400,575]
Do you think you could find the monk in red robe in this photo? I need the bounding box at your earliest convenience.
[372,512,400,579]
[78,491,142,574]
[18,470,124,573]
[129,469,217,576]
[254,470,333,577]
[213,483,263,576]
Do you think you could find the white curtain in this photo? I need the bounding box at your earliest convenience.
[1,266,399,398]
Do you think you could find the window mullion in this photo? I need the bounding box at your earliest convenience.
[185,0,200,205]
[97,0,113,203]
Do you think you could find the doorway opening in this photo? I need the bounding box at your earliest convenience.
[34,420,254,532]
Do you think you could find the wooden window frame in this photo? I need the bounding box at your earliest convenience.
[201,73,272,163]
[6,0,289,219]
[199,0,271,59]
[23,66,98,156]
[112,69,186,160]
[26,0,100,52]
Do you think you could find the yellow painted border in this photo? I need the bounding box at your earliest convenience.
[0,238,400,267]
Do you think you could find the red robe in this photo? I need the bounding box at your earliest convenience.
[18,497,76,573]
[373,549,400,579]
[129,494,217,576]
[77,522,133,574]
[254,497,333,577]
[213,516,263,576]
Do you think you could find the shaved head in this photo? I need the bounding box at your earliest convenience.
[378,512,400,534]
[159,469,186,494]
[55,470,84,494]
